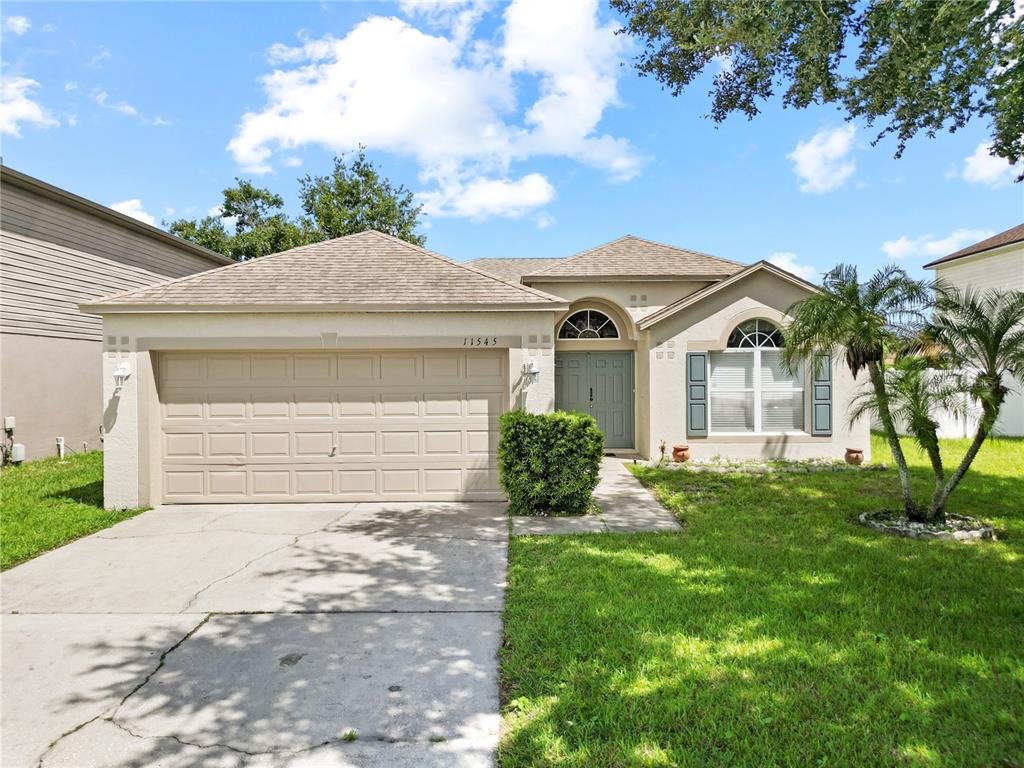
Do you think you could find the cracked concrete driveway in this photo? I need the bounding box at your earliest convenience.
[1,502,508,767]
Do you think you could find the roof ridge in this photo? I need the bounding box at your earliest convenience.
[523,234,745,278]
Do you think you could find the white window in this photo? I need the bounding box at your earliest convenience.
[709,320,804,434]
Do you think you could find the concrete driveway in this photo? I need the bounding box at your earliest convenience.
[1,502,508,768]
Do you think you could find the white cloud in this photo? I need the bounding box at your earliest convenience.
[109,199,157,226]
[66,114,77,127]
[88,45,111,66]
[64,81,77,92]
[399,0,490,48]
[536,211,555,229]
[0,76,58,137]
[42,23,56,33]
[420,172,555,219]
[788,125,857,194]
[281,156,303,167]
[768,252,820,283]
[881,228,995,260]
[4,16,30,35]
[148,115,171,126]
[960,142,1020,187]
[93,89,137,116]
[228,0,642,219]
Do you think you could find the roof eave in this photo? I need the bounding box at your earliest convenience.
[80,300,570,315]
[522,273,733,283]
[923,238,1024,269]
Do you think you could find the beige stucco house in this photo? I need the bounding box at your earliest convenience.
[924,223,1024,437]
[0,165,232,461]
[83,232,868,509]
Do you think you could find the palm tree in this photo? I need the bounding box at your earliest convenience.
[783,264,932,516]
[921,287,1024,519]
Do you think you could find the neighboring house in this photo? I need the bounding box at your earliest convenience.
[83,231,868,509]
[924,224,1024,438]
[0,165,233,461]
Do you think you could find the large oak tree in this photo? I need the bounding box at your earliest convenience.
[611,0,1023,173]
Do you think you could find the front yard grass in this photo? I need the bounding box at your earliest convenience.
[0,452,144,570]
[500,435,1024,767]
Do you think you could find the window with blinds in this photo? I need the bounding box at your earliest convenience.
[708,323,805,434]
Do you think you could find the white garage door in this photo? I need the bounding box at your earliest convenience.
[157,350,507,503]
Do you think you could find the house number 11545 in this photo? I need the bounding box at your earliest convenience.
[463,336,498,346]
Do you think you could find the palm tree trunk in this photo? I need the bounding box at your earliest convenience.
[922,438,946,524]
[867,361,916,516]
[932,422,991,519]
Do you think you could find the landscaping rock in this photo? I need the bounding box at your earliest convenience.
[859,511,995,542]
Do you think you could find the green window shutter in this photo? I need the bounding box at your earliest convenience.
[686,352,708,438]
[811,353,832,436]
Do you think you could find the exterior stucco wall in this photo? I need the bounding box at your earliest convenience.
[99,310,558,509]
[0,333,104,460]
[645,271,871,461]
[932,245,1024,437]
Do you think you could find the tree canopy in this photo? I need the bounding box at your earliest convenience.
[168,149,426,260]
[611,0,1023,173]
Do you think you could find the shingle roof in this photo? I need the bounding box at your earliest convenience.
[463,257,566,283]
[84,230,566,310]
[522,235,744,281]
[923,223,1024,268]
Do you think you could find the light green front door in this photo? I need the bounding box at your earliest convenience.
[554,351,634,449]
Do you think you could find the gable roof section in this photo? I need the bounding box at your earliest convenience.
[637,261,818,330]
[82,230,567,312]
[464,257,565,283]
[522,235,745,282]
[923,223,1024,268]
[1,164,233,266]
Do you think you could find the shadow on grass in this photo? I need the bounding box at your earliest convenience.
[46,480,104,507]
[500,465,1024,767]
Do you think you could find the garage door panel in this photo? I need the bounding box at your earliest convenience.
[380,393,420,417]
[293,354,335,381]
[294,390,336,419]
[158,350,506,502]
[295,432,334,457]
[251,394,290,419]
[250,356,290,382]
[206,355,248,381]
[381,431,419,455]
[380,355,418,380]
[208,433,246,458]
[252,433,290,457]
[164,432,204,458]
[338,431,376,456]
[295,470,333,495]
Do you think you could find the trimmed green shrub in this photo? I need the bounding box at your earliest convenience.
[498,410,604,515]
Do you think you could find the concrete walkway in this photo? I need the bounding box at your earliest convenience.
[2,502,507,768]
[512,458,681,535]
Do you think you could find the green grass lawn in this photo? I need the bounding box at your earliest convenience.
[0,452,145,570]
[501,435,1024,767]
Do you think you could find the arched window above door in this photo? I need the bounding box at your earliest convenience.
[558,310,619,339]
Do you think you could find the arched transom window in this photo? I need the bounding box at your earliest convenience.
[727,319,785,348]
[710,318,803,434]
[558,310,619,339]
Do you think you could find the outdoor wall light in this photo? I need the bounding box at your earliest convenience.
[113,363,132,391]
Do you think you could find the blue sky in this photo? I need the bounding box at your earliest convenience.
[1,0,1021,280]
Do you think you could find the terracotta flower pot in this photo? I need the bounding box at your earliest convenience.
[845,448,864,466]
[672,444,690,463]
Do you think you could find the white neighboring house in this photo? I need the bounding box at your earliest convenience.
[924,223,1024,438]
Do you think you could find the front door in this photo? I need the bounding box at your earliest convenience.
[555,352,634,449]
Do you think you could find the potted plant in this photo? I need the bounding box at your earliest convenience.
[673,444,690,462]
